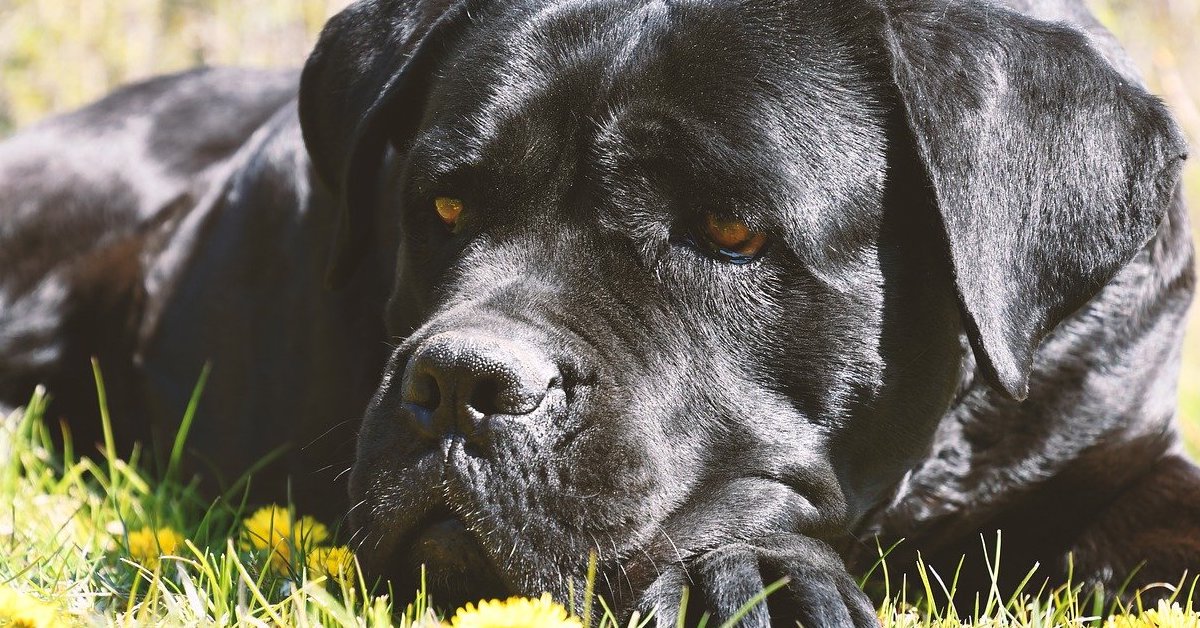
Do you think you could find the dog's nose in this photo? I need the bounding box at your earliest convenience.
[400,331,560,442]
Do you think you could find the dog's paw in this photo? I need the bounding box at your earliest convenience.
[639,535,878,628]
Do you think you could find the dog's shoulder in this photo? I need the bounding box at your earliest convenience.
[0,67,299,289]
[0,67,299,415]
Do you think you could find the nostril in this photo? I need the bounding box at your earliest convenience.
[401,367,443,439]
[469,376,502,416]
[403,332,563,440]
[405,370,441,411]
[467,369,559,417]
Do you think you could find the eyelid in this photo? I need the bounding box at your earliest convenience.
[408,155,476,199]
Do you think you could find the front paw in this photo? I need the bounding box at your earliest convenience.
[639,535,878,627]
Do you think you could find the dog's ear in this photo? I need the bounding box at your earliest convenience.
[879,0,1187,400]
[300,0,464,288]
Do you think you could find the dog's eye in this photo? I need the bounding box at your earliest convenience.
[434,196,464,228]
[696,213,768,264]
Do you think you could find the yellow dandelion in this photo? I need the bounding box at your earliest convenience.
[449,594,582,628]
[0,586,61,628]
[240,505,329,574]
[125,526,185,570]
[306,545,357,585]
[1105,599,1200,628]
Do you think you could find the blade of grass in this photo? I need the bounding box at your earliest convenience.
[583,550,597,628]
[675,586,690,628]
[228,538,287,626]
[91,358,120,499]
[166,362,212,487]
[716,576,790,628]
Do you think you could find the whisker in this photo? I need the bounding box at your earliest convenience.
[300,417,363,451]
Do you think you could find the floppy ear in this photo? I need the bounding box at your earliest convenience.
[879,0,1188,400]
[299,0,464,288]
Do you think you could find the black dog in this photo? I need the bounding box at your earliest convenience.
[1,0,1196,624]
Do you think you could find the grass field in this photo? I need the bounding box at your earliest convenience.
[0,0,1198,626]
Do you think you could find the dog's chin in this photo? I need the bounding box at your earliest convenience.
[375,513,513,611]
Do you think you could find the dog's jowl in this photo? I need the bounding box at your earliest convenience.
[0,0,1196,625]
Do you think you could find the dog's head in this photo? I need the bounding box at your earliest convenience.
[299,0,1185,610]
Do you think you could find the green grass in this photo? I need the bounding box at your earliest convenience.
[1,372,1198,627]
[0,382,401,626]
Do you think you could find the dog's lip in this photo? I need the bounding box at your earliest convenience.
[370,506,516,605]
[355,444,511,579]
[396,507,459,559]
[351,449,444,566]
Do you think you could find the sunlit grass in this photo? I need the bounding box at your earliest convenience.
[0,381,408,626]
[0,0,352,134]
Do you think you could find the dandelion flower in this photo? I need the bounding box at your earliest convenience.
[0,586,61,628]
[1105,599,1199,628]
[306,545,357,586]
[240,505,329,574]
[125,526,185,570]
[449,594,582,628]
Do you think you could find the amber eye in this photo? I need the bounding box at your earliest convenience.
[434,196,464,228]
[699,212,768,263]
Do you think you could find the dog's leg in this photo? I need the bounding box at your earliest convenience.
[1068,453,1200,601]
[639,534,878,628]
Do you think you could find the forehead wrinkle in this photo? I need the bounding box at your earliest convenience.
[470,0,683,136]
[598,0,674,87]
[595,101,794,223]
[408,124,486,180]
